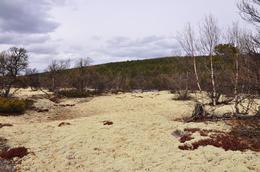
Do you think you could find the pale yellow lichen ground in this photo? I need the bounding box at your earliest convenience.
[0,89,259,172]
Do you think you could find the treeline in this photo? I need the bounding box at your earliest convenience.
[19,54,259,95]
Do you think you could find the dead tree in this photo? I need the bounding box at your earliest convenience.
[226,23,242,114]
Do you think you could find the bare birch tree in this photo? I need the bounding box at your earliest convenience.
[178,23,202,92]
[226,23,242,113]
[238,0,260,25]
[74,57,92,92]
[199,15,220,106]
[47,59,70,91]
[226,23,260,115]
[238,0,260,46]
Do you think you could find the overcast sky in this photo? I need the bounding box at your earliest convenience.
[0,0,250,70]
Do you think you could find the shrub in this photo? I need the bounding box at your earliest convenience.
[173,90,192,101]
[24,99,34,109]
[0,98,30,114]
[56,89,91,98]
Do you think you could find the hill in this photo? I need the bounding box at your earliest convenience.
[23,55,260,94]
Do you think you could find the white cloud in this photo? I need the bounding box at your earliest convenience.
[0,0,247,70]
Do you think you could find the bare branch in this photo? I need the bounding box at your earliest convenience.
[238,0,260,25]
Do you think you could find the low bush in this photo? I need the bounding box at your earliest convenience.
[0,98,31,114]
[56,89,91,98]
[173,90,192,101]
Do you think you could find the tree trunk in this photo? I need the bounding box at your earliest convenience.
[79,68,84,92]
[256,106,260,117]
[4,84,11,97]
[234,54,240,114]
[193,56,202,92]
[210,55,217,106]
[52,76,55,92]
[185,71,189,91]
[80,79,84,92]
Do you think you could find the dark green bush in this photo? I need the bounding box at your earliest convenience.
[0,98,30,114]
[56,89,91,98]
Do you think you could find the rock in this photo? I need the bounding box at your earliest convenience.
[171,129,186,138]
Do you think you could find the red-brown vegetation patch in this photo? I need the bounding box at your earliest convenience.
[183,128,201,133]
[226,118,260,128]
[193,134,250,151]
[179,118,260,152]
[0,147,28,160]
[184,128,226,137]
[179,134,194,143]
[179,144,193,150]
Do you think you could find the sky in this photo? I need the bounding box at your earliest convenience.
[0,0,250,71]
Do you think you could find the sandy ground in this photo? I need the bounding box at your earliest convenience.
[0,89,260,172]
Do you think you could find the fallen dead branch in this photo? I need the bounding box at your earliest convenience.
[103,121,113,125]
[0,123,13,128]
[58,122,71,127]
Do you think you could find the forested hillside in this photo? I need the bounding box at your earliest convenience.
[25,54,259,95]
